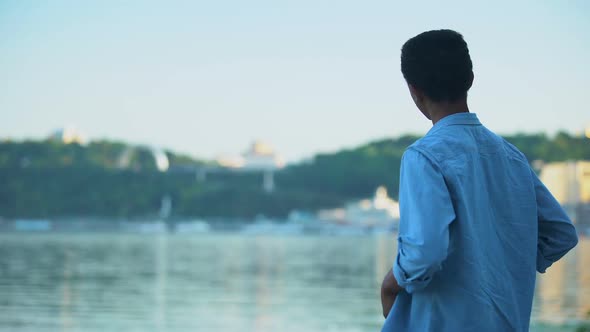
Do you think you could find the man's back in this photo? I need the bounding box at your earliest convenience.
[382,113,578,331]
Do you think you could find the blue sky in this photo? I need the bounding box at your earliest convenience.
[1,0,589,162]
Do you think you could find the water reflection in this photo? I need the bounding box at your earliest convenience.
[60,249,74,330]
[375,234,396,285]
[155,234,167,330]
[535,237,590,325]
[579,239,590,319]
[0,234,587,331]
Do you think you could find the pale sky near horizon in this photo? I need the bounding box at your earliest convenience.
[1,0,589,162]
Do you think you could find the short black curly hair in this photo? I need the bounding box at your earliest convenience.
[401,29,473,102]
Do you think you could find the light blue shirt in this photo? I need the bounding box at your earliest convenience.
[382,113,578,332]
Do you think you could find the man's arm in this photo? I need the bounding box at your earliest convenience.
[392,149,455,293]
[532,169,578,273]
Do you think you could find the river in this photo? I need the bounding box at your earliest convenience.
[0,233,588,331]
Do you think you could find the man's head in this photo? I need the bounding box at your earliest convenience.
[401,29,473,120]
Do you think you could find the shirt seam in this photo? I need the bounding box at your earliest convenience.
[406,146,456,180]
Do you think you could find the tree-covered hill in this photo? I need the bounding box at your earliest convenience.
[0,132,588,220]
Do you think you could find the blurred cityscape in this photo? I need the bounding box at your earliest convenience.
[1,125,589,236]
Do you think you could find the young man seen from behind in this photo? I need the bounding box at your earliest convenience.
[380,29,578,332]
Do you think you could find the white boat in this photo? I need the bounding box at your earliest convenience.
[121,221,167,234]
[241,219,304,235]
[316,186,400,234]
[174,220,211,234]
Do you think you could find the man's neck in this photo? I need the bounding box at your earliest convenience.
[428,99,470,125]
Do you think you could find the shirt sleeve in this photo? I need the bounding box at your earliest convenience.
[393,148,456,293]
[532,169,578,273]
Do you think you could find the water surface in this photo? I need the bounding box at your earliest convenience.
[0,234,587,331]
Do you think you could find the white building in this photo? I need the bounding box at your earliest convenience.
[540,161,590,205]
[218,141,285,171]
[48,127,86,144]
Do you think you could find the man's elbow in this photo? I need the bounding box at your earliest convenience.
[559,223,579,254]
[537,224,579,273]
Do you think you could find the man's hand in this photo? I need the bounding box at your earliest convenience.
[381,268,402,318]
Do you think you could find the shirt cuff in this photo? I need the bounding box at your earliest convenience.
[393,254,423,294]
[536,253,553,273]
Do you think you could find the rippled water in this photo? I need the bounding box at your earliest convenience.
[0,233,587,332]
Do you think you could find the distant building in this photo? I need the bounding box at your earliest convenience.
[217,141,285,171]
[540,161,590,205]
[48,127,86,144]
[540,161,590,230]
[242,141,285,171]
[216,141,283,193]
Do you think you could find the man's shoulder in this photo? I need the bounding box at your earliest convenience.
[402,137,443,170]
[406,126,528,164]
[406,125,528,165]
[405,131,460,165]
[408,134,441,150]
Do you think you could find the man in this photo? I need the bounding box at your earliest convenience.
[380,29,578,331]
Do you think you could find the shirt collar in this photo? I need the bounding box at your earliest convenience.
[427,112,481,135]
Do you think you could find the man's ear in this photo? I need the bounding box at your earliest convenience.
[407,84,422,105]
[407,84,431,120]
[467,71,474,90]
